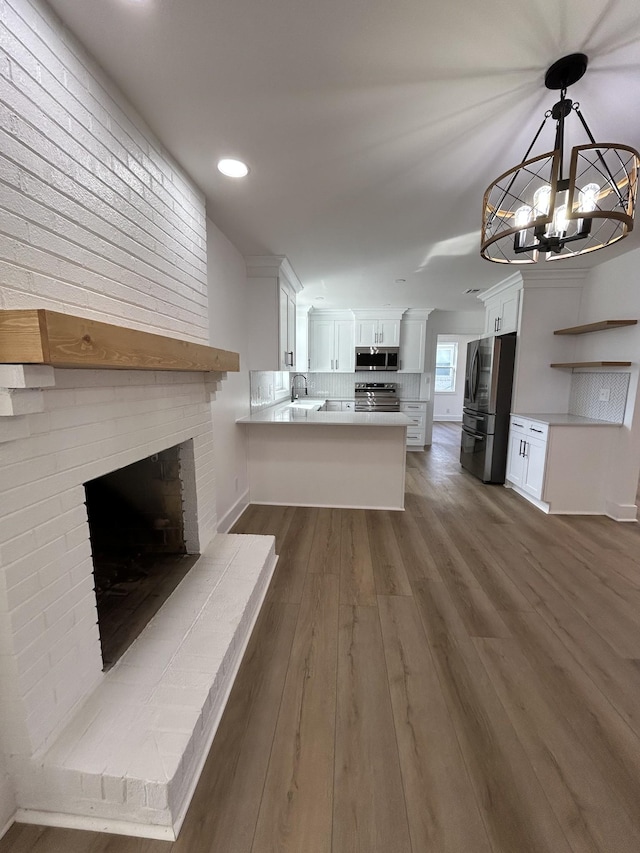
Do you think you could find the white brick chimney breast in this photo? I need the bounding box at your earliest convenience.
[0,0,276,837]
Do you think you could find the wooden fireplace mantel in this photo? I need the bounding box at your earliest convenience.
[0,309,239,373]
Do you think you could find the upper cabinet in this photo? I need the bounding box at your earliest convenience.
[353,310,403,347]
[479,274,522,335]
[399,310,431,372]
[308,308,430,374]
[246,256,303,371]
[308,311,355,372]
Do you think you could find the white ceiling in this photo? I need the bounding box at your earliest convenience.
[45,0,640,312]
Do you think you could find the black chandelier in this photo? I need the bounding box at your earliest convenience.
[481,54,640,264]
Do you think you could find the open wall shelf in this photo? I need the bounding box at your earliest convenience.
[554,320,637,335]
[550,361,632,369]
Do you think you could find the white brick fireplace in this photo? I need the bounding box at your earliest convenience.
[0,364,275,838]
[0,0,267,837]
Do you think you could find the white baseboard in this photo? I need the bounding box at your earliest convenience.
[14,810,175,841]
[505,483,550,514]
[605,500,638,522]
[0,813,14,841]
[217,489,250,532]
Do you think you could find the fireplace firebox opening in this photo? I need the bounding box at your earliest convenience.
[84,441,200,670]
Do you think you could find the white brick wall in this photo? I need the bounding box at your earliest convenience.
[0,369,219,758]
[0,0,208,342]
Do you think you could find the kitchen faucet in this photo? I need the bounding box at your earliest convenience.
[291,373,308,401]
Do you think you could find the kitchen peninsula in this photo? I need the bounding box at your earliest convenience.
[237,403,411,509]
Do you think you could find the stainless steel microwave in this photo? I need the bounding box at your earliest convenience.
[355,346,399,371]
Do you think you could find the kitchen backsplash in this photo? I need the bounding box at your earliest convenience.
[306,372,423,399]
[250,371,425,412]
[569,371,630,423]
[250,371,291,411]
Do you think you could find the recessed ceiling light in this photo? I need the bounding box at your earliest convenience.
[217,158,249,178]
[395,278,407,284]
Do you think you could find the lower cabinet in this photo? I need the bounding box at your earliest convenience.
[506,417,548,501]
[400,401,427,449]
[505,416,619,515]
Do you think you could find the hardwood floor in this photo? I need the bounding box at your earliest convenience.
[5,421,640,852]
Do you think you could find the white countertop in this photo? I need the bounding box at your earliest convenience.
[513,412,622,427]
[237,402,412,426]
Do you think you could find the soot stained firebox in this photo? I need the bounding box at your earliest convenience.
[84,443,198,670]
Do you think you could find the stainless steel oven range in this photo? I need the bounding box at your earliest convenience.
[354,382,400,412]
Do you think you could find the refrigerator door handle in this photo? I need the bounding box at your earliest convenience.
[470,347,480,403]
[463,428,485,441]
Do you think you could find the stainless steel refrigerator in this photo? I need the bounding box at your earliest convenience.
[460,333,516,484]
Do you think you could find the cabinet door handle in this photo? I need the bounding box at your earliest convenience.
[289,351,294,366]
[523,440,528,457]
[513,422,524,428]
[530,427,543,433]
[335,359,339,370]
[308,358,311,370]
[519,439,523,456]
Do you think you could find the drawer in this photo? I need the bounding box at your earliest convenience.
[406,414,425,427]
[400,402,427,413]
[406,431,425,445]
[525,420,548,441]
[510,416,549,441]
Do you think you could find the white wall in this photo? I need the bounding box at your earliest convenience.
[433,334,477,421]
[576,248,640,519]
[0,0,208,341]
[512,272,583,414]
[206,220,251,531]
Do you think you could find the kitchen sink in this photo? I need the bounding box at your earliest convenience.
[287,399,325,411]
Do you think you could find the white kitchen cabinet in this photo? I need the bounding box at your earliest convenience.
[353,310,404,347]
[479,274,522,336]
[506,417,548,501]
[308,312,355,372]
[279,283,297,370]
[399,311,430,372]
[400,401,427,449]
[246,256,303,371]
[506,414,621,515]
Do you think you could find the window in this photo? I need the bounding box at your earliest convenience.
[435,342,458,392]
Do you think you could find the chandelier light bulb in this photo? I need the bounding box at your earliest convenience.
[579,182,600,212]
[514,204,532,248]
[514,205,532,228]
[552,202,569,237]
[533,185,551,218]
